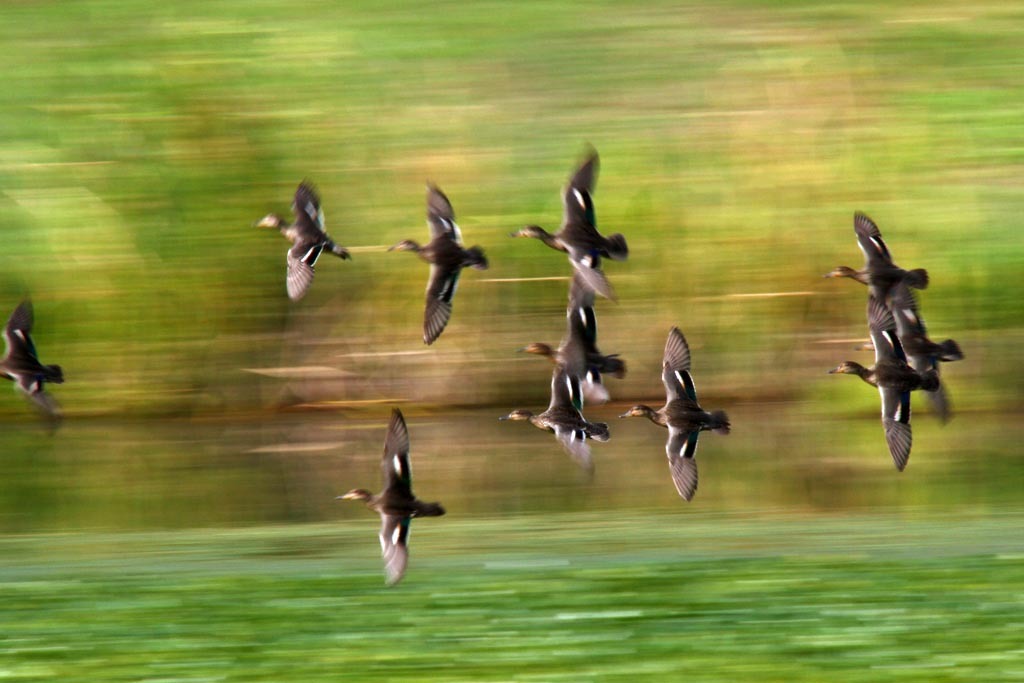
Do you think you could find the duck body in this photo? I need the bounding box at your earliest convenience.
[623,399,731,437]
[500,369,609,472]
[338,408,444,586]
[256,181,351,301]
[512,148,627,300]
[888,282,962,422]
[522,275,625,404]
[390,185,488,344]
[829,296,938,470]
[619,327,728,501]
[1,300,64,417]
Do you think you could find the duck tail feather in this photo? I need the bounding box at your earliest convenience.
[938,339,963,362]
[906,268,928,289]
[710,410,731,435]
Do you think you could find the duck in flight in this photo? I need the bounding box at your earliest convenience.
[389,185,488,344]
[1,300,64,418]
[500,369,610,474]
[825,212,928,303]
[829,296,939,471]
[620,327,729,501]
[511,148,627,300]
[338,408,445,586]
[255,181,351,301]
[521,273,626,405]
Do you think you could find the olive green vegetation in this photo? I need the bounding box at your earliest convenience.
[0,0,1021,415]
[1,514,1023,681]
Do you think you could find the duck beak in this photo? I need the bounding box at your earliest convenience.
[618,411,630,418]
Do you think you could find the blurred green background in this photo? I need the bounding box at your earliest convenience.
[1,1,1022,681]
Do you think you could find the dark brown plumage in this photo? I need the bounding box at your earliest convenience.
[829,296,938,471]
[619,327,729,501]
[500,369,610,474]
[824,212,928,303]
[255,181,351,301]
[338,408,445,586]
[511,148,627,300]
[390,185,488,345]
[521,273,626,404]
[887,282,962,423]
[1,300,63,417]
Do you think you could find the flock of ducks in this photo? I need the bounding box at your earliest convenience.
[825,212,963,471]
[0,149,961,585]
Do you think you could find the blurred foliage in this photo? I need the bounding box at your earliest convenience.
[1,0,1022,416]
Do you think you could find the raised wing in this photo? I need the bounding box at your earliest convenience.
[379,514,411,586]
[547,369,583,412]
[867,296,904,364]
[292,181,324,232]
[854,212,892,269]
[666,427,699,501]
[286,241,324,301]
[423,264,460,345]
[3,300,36,361]
[381,408,413,497]
[426,184,461,242]
[569,147,599,195]
[662,327,696,402]
[561,150,601,236]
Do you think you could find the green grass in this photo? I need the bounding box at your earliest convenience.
[1,512,1022,681]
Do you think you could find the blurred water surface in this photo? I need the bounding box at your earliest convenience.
[1,405,1020,532]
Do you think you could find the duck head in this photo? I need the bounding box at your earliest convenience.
[337,489,373,501]
[824,266,869,284]
[828,361,868,376]
[388,239,421,253]
[499,409,535,421]
[619,404,655,419]
[509,225,551,239]
[519,342,555,358]
[255,213,284,229]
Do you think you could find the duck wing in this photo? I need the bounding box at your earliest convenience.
[889,283,951,422]
[381,408,413,498]
[379,514,411,586]
[868,297,913,469]
[285,241,324,301]
[567,269,597,315]
[854,212,893,270]
[880,386,912,471]
[3,300,37,363]
[426,184,462,243]
[423,262,461,345]
[292,181,325,234]
[666,427,699,501]
[552,423,594,474]
[547,369,583,413]
[867,296,902,363]
[662,327,696,403]
[568,256,616,301]
[569,147,599,195]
